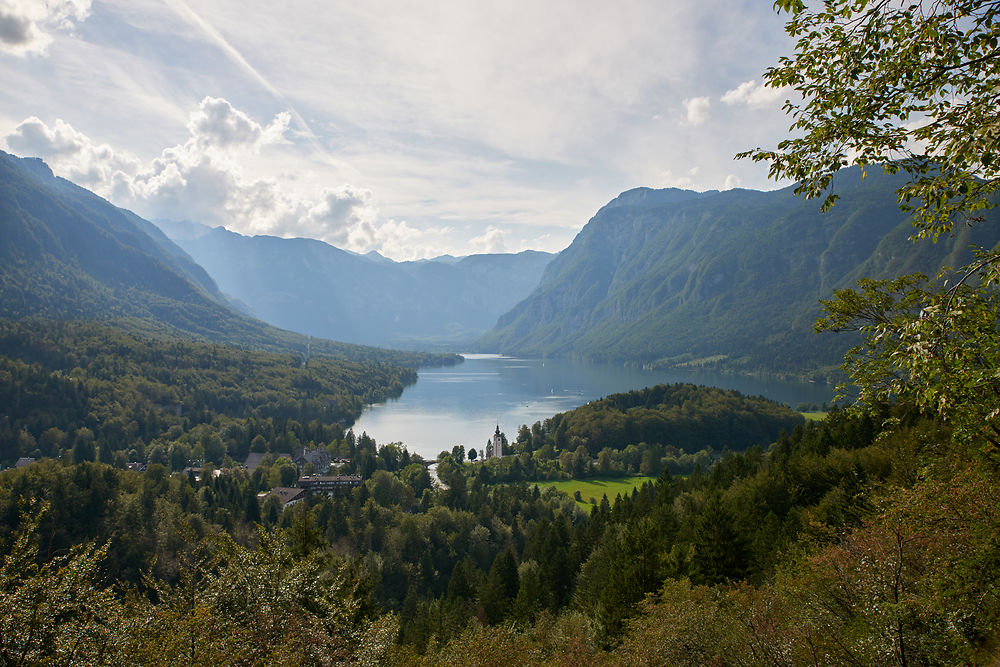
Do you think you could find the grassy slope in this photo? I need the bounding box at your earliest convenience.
[532,476,657,509]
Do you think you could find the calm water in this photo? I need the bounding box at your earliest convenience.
[351,354,834,461]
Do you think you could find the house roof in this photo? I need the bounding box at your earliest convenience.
[245,452,292,473]
[269,487,306,506]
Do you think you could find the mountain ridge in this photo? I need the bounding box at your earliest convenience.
[479,167,1000,375]
[164,224,554,349]
[0,150,458,367]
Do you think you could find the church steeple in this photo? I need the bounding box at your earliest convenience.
[490,424,503,459]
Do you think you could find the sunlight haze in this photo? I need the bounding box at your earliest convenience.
[0,0,793,259]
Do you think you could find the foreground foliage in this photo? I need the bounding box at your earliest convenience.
[0,505,396,666]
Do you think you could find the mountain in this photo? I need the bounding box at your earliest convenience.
[0,150,457,367]
[0,151,234,326]
[163,226,553,348]
[478,168,1000,376]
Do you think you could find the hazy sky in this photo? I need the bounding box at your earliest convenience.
[0,0,797,260]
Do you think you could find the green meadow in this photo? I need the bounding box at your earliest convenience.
[533,476,657,509]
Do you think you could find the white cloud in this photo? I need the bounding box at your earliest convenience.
[186,96,289,150]
[368,220,459,261]
[4,116,141,187]
[1,98,388,253]
[723,174,741,189]
[469,226,507,254]
[655,167,701,189]
[294,186,378,247]
[721,79,788,109]
[682,96,710,125]
[0,0,90,56]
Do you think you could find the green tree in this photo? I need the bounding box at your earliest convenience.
[480,547,519,625]
[0,505,126,664]
[742,0,1000,451]
[690,495,748,585]
[742,0,1000,237]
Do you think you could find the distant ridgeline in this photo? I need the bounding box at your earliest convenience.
[163,223,554,350]
[478,167,1000,377]
[0,150,460,365]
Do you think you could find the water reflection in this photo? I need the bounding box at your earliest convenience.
[352,354,834,461]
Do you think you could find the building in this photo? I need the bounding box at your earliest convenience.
[485,425,504,459]
[266,487,306,507]
[293,447,332,474]
[244,452,292,474]
[298,474,362,495]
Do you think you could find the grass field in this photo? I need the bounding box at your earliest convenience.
[532,476,657,509]
[801,411,828,421]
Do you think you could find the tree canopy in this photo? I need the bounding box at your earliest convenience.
[743,0,1000,237]
[743,0,1000,451]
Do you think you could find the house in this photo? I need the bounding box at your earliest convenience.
[244,452,292,474]
[293,447,332,474]
[14,457,36,469]
[182,466,222,482]
[298,474,362,495]
[267,487,306,507]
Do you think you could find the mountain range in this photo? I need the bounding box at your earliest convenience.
[6,148,996,379]
[0,150,454,367]
[157,222,552,349]
[478,168,1000,376]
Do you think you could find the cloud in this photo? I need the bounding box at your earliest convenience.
[186,97,290,150]
[4,116,141,186]
[367,220,459,261]
[723,174,741,189]
[0,0,90,56]
[295,186,378,247]
[655,167,701,189]
[2,98,387,252]
[469,226,507,254]
[682,96,710,125]
[721,79,788,109]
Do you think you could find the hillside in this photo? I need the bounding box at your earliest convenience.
[162,223,553,348]
[478,168,1000,375]
[0,150,457,367]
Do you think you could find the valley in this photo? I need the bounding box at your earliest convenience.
[3,0,1000,660]
[353,353,833,462]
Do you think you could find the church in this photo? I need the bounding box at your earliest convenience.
[484,424,504,460]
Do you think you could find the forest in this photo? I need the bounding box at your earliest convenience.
[1,398,910,663]
[0,317,454,468]
[4,0,1000,664]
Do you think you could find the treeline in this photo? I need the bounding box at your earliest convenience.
[3,403,944,663]
[448,383,804,481]
[0,318,450,467]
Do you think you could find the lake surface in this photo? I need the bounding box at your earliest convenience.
[352,354,835,461]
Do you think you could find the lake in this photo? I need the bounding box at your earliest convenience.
[352,354,835,461]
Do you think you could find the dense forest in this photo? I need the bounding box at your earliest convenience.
[2,400,911,663]
[4,0,1000,664]
[0,318,452,468]
[450,384,804,482]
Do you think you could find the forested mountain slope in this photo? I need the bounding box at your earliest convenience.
[0,151,458,365]
[165,224,553,348]
[479,168,1000,375]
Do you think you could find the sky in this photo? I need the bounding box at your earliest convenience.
[0,0,797,260]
